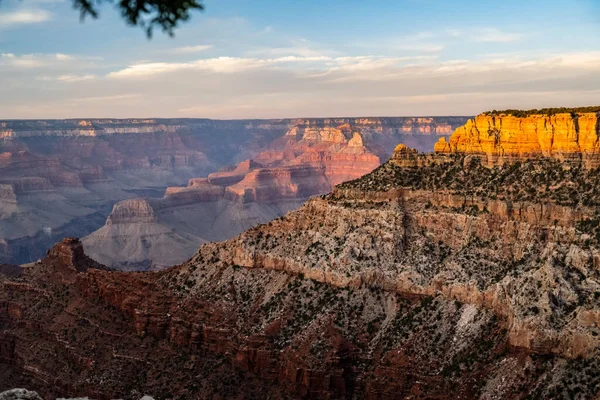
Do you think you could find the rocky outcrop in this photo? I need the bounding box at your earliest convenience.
[106,199,158,225]
[207,160,263,186]
[292,117,467,137]
[45,238,106,275]
[0,389,42,400]
[42,173,83,188]
[435,112,600,167]
[162,179,225,206]
[0,178,54,194]
[83,202,202,270]
[254,124,381,186]
[389,143,421,167]
[225,165,331,202]
[0,185,17,218]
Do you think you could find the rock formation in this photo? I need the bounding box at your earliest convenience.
[82,200,203,270]
[435,111,600,167]
[0,117,467,265]
[83,121,387,269]
[106,199,159,225]
[0,389,42,400]
[2,127,600,398]
[226,165,331,202]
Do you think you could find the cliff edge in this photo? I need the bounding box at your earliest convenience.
[435,110,600,167]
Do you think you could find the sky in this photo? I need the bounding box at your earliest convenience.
[0,0,600,119]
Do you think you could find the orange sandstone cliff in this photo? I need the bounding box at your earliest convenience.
[435,112,600,167]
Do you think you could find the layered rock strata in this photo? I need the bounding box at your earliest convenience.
[3,140,600,398]
[1,117,467,265]
[83,123,383,269]
[435,112,600,167]
[82,200,202,270]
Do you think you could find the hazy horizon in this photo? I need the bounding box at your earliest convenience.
[0,114,478,121]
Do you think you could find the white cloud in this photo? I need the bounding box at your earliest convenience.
[51,74,96,82]
[472,28,523,43]
[75,94,141,103]
[170,45,214,54]
[55,53,73,61]
[107,55,435,79]
[0,53,100,69]
[0,9,51,28]
[107,56,328,78]
[2,48,600,119]
[396,44,445,53]
[428,28,523,43]
[248,46,330,58]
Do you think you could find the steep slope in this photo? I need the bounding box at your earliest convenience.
[3,127,600,398]
[82,199,203,270]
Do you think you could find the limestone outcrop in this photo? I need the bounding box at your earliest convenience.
[0,185,17,218]
[106,199,158,225]
[435,112,600,167]
[225,165,331,202]
[0,178,54,194]
[162,179,225,206]
[82,201,202,270]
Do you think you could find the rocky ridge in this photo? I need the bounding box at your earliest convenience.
[3,121,600,398]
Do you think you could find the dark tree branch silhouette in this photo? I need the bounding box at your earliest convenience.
[3,0,204,37]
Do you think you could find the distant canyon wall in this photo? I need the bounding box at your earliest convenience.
[0,116,470,265]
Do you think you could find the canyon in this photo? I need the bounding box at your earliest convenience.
[1,110,600,399]
[0,117,468,268]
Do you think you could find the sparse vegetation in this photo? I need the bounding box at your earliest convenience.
[338,155,600,210]
[483,106,600,118]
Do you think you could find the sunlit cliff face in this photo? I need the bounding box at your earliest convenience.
[435,112,600,167]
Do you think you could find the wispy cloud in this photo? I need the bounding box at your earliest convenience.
[107,50,600,83]
[2,42,599,118]
[38,74,96,82]
[0,53,100,69]
[75,94,141,103]
[473,28,523,43]
[395,44,445,53]
[0,9,51,28]
[170,45,214,54]
[106,55,432,79]
[247,46,331,58]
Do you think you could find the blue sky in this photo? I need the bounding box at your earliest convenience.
[1,0,599,118]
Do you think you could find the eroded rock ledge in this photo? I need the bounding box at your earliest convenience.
[434,112,600,167]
